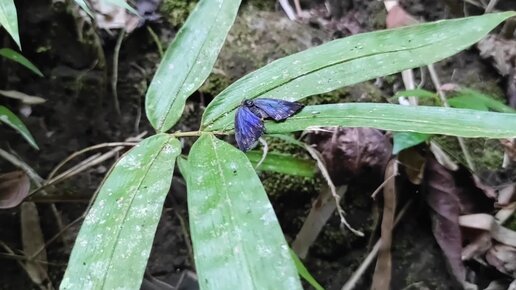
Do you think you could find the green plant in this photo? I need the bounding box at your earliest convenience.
[0,3,41,149]
[60,1,516,288]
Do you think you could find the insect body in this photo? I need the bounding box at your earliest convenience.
[235,98,304,151]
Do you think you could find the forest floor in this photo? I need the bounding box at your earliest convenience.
[1,0,515,289]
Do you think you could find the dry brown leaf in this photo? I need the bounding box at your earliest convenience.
[308,127,391,186]
[485,243,516,277]
[0,171,30,209]
[0,90,46,105]
[398,148,426,185]
[477,35,516,77]
[371,159,397,290]
[291,185,348,258]
[21,202,52,289]
[459,214,516,247]
[424,157,466,286]
[385,4,418,29]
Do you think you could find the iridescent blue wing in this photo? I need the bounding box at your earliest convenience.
[247,98,304,121]
[235,105,264,152]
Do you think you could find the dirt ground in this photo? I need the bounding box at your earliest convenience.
[0,0,514,289]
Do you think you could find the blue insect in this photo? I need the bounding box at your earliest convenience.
[235,98,304,151]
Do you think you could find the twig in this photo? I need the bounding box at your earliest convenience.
[256,137,269,169]
[341,199,413,290]
[278,0,297,20]
[112,29,125,116]
[370,168,398,199]
[427,64,476,172]
[147,26,164,58]
[484,0,499,13]
[304,145,364,236]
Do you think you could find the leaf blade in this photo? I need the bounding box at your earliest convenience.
[145,0,241,132]
[264,103,516,138]
[246,151,316,177]
[0,0,20,49]
[186,134,302,290]
[0,48,43,77]
[61,134,181,290]
[202,12,516,131]
[0,105,38,149]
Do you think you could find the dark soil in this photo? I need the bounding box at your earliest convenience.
[0,0,513,289]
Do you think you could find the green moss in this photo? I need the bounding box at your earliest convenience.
[506,214,516,231]
[160,0,197,27]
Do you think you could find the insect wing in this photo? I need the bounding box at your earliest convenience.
[235,106,264,152]
[249,98,304,121]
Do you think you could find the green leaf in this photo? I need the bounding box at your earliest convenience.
[290,249,325,290]
[264,103,516,139]
[201,12,516,131]
[103,0,138,15]
[0,105,38,149]
[145,0,241,132]
[448,88,516,113]
[392,132,431,154]
[0,0,20,49]
[185,134,302,290]
[393,89,436,100]
[61,134,181,290]
[246,151,316,177]
[73,0,93,16]
[0,48,43,77]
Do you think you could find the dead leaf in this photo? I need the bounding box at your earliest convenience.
[385,4,418,29]
[459,214,516,248]
[371,159,397,290]
[485,243,516,277]
[0,171,30,209]
[308,127,391,186]
[424,157,466,286]
[429,141,459,171]
[292,185,348,259]
[477,35,516,77]
[0,90,46,105]
[21,202,53,289]
[91,0,139,32]
[398,148,426,185]
[462,232,492,260]
[500,139,516,162]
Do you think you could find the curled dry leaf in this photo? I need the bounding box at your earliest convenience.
[459,214,516,248]
[21,202,52,289]
[371,159,397,290]
[485,243,516,277]
[0,171,30,209]
[424,157,466,286]
[307,127,391,186]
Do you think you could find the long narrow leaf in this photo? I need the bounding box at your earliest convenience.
[246,151,316,177]
[290,249,325,290]
[264,103,516,138]
[145,0,241,132]
[61,134,181,290]
[201,12,516,131]
[0,48,43,77]
[185,134,302,290]
[0,106,38,149]
[0,0,20,49]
